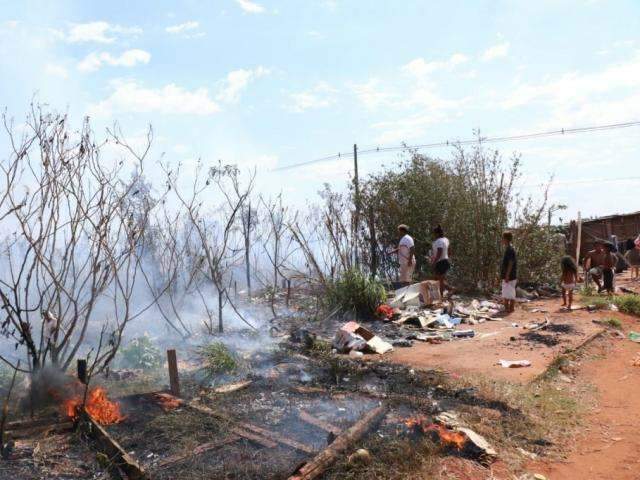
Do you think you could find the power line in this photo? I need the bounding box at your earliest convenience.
[273,120,640,171]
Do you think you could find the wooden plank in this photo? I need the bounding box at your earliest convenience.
[236,421,315,454]
[230,427,278,449]
[213,380,252,394]
[166,349,180,397]
[289,405,387,480]
[297,410,341,436]
[5,421,74,439]
[80,411,149,480]
[155,435,240,469]
[186,400,313,452]
[186,401,277,449]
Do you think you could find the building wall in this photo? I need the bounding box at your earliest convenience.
[568,212,640,262]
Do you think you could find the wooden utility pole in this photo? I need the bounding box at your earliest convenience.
[353,143,360,268]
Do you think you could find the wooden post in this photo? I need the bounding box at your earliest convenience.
[218,289,224,333]
[233,280,238,299]
[286,279,291,308]
[575,211,582,264]
[77,359,87,384]
[166,349,180,397]
[352,143,360,268]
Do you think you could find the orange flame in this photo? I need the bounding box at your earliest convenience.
[152,392,183,411]
[404,415,467,450]
[63,386,125,425]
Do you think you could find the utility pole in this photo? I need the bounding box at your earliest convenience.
[353,143,360,268]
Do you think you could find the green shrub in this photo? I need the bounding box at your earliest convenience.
[359,145,561,289]
[118,334,163,370]
[580,294,611,310]
[613,294,640,316]
[197,342,239,378]
[602,317,622,328]
[326,269,386,317]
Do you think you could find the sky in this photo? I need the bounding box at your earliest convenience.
[0,0,639,223]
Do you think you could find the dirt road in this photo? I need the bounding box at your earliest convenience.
[387,301,603,383]
[530,312,640,480]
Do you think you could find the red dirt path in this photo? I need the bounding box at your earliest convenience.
[529,312,640,480]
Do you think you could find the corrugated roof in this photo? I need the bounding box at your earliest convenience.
[582,210,640,223]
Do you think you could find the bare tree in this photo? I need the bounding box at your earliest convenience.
[162,160,255,333]
[0,106,155,373]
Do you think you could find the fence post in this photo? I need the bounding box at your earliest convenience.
[167,349,180,397]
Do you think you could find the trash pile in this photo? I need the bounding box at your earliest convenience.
[332,321,394,356]
[380,281,504,346]
[333,281,509,355]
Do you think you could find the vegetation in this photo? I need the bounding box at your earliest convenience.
[117,335,163,371]
[602,317,622,329]
[197,342,240,378]
[613,294,640,316]
[326,269,386,317]
[359,142,560,290]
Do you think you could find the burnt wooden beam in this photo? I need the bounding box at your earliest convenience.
[289,404,387,480]
[155,435,240,470]
[236,420,315,454]
[187,400,315,452]
[5,420,74,440]
[297,410,341,436]
[186,401,277,449]
[79,410,150,480]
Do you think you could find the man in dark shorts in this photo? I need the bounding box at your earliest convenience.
[602,242,616,293]
[584,240,611,292]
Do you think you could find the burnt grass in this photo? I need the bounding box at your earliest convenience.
[2,337,579,480]
[81,339,579,479]
[519,323,576,347]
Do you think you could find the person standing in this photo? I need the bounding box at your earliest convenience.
[624,238,640,281]
[431,225,451,297]
[602,242,616,294]
[394,224,415,286]
[560,255,578,310]
[500,231,517,314]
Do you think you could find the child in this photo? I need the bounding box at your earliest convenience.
[500,231,517,314]
[560,255,578,310]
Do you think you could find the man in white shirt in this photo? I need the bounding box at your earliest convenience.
[393,224,415,285]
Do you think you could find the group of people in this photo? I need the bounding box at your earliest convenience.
[393,225,517,313]
[394,224,640,314]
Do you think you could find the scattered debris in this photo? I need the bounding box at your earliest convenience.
[347,448,372,465]
[452,329,475,338]
[524,317,550,331]
[212,380,252,394]
[498,359,532,368]
[629,331,640,343]
[333,322,393,354]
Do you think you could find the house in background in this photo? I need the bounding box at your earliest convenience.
[568,211,640,262]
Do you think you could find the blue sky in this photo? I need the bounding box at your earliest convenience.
[0,0,639,222]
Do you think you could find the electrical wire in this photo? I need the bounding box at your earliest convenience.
[272,120,640,171]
